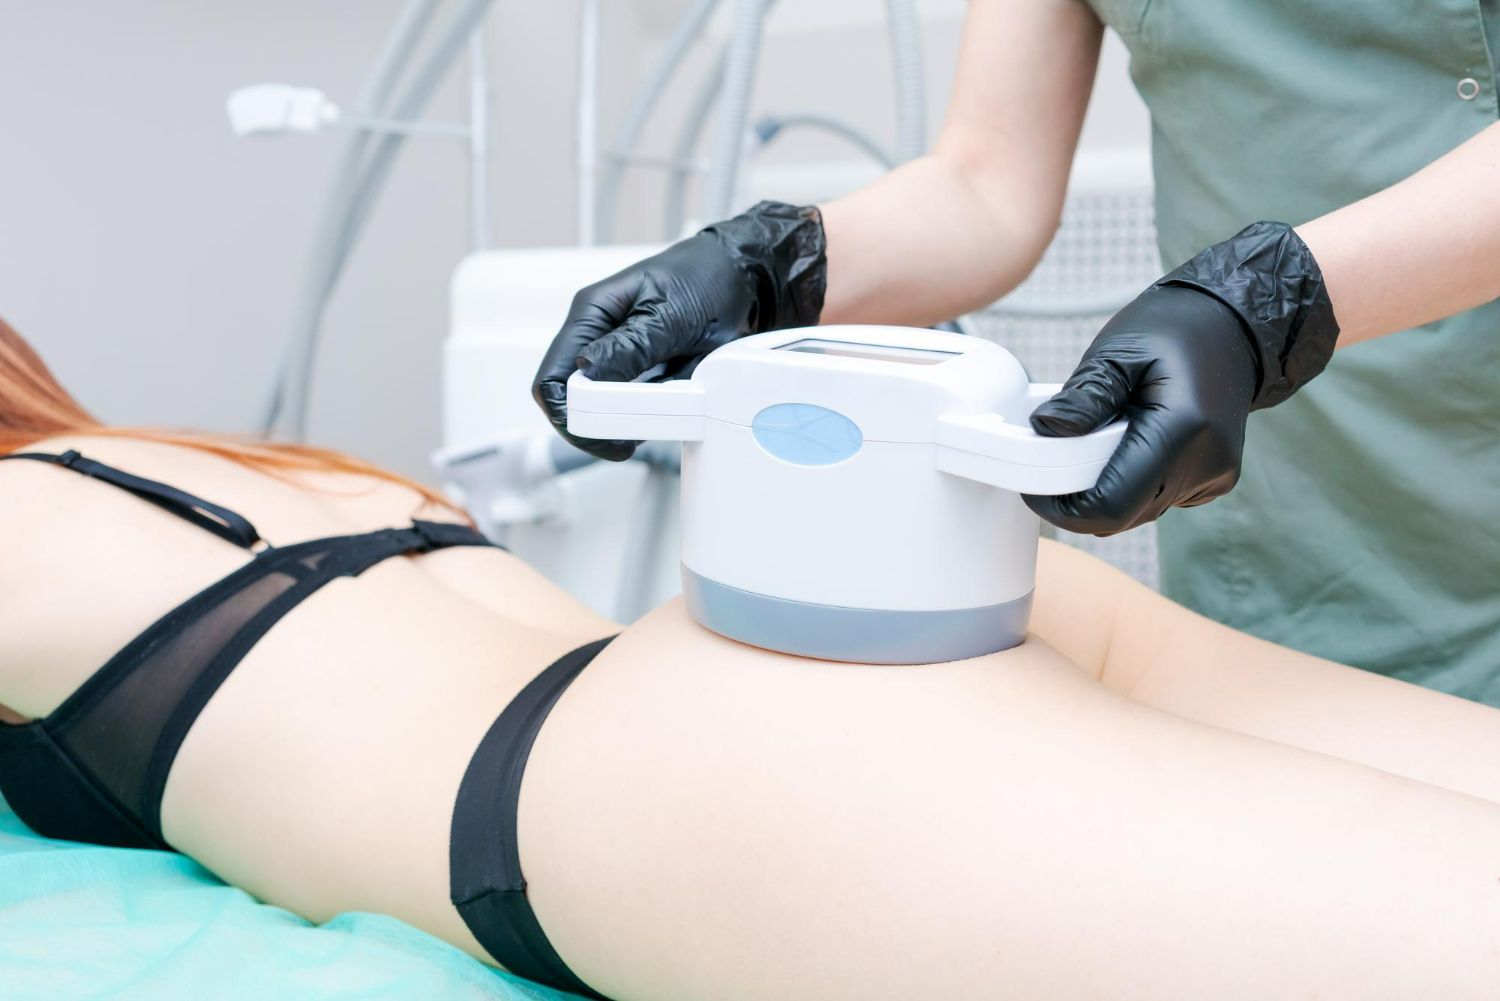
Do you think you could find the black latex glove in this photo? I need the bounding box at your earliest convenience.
[533,200,826,460]
[1025,221,1340,535]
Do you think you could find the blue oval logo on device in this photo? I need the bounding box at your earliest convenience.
[751,403,863,465]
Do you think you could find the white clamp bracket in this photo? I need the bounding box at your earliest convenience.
[568,373,1124,496]
[936,385,1125,495]
[567,370,707,441]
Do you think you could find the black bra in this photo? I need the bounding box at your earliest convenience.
[0,449,499,849]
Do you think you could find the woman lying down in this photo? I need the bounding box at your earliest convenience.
[2,317,1499,1001]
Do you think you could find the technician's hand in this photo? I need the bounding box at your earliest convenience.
[533,200,827,461]
[1025,221,1341,535]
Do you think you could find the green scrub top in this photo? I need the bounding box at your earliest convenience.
[1084,0,1500,702]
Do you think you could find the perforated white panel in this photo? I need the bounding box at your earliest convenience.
[964,186,1162,589]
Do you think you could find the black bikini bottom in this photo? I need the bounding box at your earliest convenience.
[450,636,614,999]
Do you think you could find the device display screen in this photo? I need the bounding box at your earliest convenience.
[776,337,959,366]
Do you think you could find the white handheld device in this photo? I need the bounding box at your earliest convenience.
[568,325,1126,664]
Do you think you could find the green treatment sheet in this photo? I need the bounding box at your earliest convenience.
[0,797,584,1001]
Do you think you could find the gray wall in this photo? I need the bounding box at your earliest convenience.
[0,1,1146,480]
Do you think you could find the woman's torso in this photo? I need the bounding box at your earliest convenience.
[6,439,1500,998]
[0,435,610,953]
[1085,0,1500,699]
[0,435,1137,987]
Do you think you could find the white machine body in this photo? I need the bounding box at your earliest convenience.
[442,245,683,621]
[569,326,1126,664]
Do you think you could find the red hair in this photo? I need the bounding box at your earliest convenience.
[0,315,464,518]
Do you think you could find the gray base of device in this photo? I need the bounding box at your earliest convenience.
[682,566,1033,665]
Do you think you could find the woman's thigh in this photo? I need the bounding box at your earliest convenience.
[520,602,1500,1001]
[1032,540,1500,806]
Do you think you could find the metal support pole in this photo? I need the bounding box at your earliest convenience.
[576,0,601,245]
[467,26,493,250]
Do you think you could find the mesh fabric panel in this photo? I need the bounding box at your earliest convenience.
[57,569,301,832]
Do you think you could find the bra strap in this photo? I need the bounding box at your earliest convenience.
[1,450,262,549]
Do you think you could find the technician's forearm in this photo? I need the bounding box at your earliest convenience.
[819,152,1056,326]
[816,0,1104,327]
[1296,121,1500,346]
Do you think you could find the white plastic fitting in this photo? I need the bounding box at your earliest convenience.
[226,84,338,137]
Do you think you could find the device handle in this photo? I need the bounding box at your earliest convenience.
[934,384,1127,495]
[566,370,707,442]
